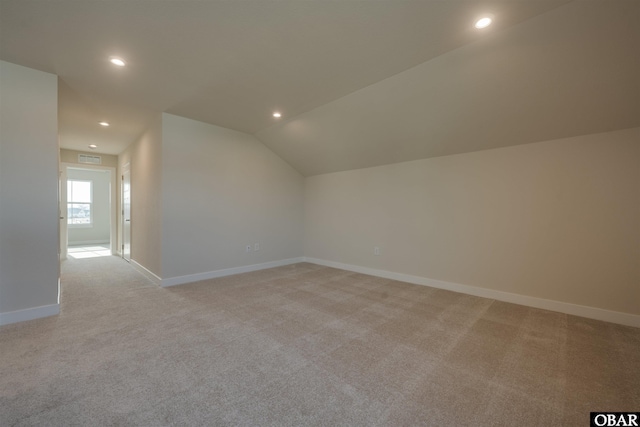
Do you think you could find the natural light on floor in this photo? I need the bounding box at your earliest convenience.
[68,246,111,259]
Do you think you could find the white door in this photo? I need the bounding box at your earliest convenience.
[122,170,131,262]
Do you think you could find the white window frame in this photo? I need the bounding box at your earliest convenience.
[67,179,93,228]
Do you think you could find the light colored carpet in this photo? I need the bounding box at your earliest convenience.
[1,255,638,426]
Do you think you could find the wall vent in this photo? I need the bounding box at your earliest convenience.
[78,154,102,165]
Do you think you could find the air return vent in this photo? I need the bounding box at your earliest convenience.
[78,154,102,165]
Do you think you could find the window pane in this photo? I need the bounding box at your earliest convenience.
[68,203,91,224]
[69,180,91,203]
[66,180,92,226]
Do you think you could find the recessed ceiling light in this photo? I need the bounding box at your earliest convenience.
[475,16,493,29]
[88,144,98,149]
[99,121,110,127]
[273,112,282,118]
[109,57,126,67]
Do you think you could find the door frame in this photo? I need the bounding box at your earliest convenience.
[60,162,117,257]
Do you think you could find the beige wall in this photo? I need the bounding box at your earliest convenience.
[118,115,163,277]
[304,128,640,315]
[60,149,117,168]
[0,61,59,320]
[161,113,304,279]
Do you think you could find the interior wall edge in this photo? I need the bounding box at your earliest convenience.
[129,259,162,287]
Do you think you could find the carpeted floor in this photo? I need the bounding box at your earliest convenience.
[1,255,639,426]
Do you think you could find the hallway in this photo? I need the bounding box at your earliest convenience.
[61,253,154,290]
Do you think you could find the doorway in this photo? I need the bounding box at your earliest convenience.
[59,163,117,260]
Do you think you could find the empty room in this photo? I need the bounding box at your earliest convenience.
[0,1,638,426]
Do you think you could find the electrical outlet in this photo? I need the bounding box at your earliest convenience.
[374,246,380,256]
[254,243,260,251]
[246,245,252,253]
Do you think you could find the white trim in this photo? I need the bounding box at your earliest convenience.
[0,304,60,326]
[161,257,305,287]
[68,240,110,245]
[67,223,93,229]
[130,259,162,286]
[303,257,640,328]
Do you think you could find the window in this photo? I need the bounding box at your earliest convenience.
[67,180,92,226]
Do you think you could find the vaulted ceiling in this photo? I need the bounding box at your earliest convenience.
[1,0,638,176]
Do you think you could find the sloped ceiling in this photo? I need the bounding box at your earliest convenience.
[1,1,638,176]
[256,0,640,175]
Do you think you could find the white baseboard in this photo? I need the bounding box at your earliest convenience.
[68,240,110,246]
[0,304,60,326]
[303,257,640,328]
[130,259,162,286]
[162,257,305,287]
